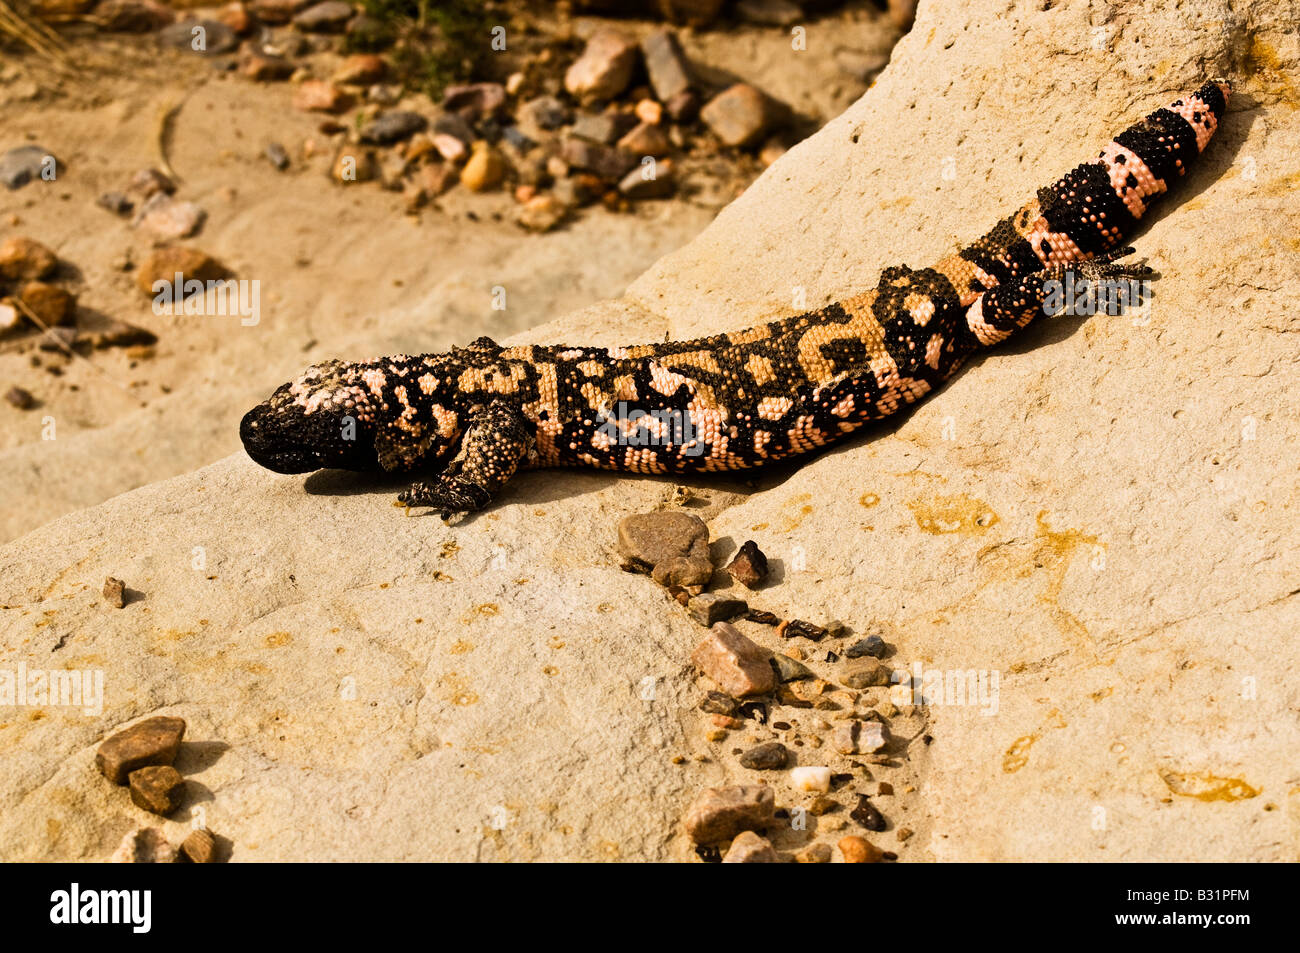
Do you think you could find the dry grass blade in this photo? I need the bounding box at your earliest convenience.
[0,0,78,72]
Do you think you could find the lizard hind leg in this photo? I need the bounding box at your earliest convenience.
[397,400,534,520]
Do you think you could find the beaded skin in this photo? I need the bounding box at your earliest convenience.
[241,81,1230,515]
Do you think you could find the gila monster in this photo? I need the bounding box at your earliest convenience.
[242,80,1230,518]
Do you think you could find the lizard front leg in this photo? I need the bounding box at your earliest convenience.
[397,400,534,518]
[964,247,1154,346]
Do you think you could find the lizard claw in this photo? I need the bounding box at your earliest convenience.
[398,476,492,519]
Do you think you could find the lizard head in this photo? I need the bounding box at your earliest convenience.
[241,357,462,474]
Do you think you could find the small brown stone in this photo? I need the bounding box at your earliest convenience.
[843,657,892,688]
[617,510,713,588]
[616,121,671,158]
[700,83,782,148]
[0,237,57,281]
[180,828,218,863]
[725,539,769,588]
[684,784,776,842]
[242,51,294,81]
[692,622,775,697]
[460,142,506,192]
[294,80,350,113]
[796,841,833,863]
[16,281,75,326]
[5,386,35,410]
[136,247,227,297]
[129,765,185,815]
[109,826,176,863]
[102,576,126,608]
[335,53,387,85]
[95,715,187,784]
[565,28,639,103]
[722,830,777,862]
[838,834,884,863]
[687,592,747,626]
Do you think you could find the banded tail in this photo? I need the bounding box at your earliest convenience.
[936,79,1231,306]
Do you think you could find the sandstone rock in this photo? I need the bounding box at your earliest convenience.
[133,193,206,241]
[128,765,185,815]
[180,828,218,863]
[0,237,57,281]
[796,841,832,863]
[617,511,713,588]
[683,784,775,842]
[692,622,774,697]
[109,827,176,863]
[641,29,692,102]
[842,658,891,689]
[95,716,186,784]
[242,51,295,81]
[565,28,639,104]
[722,830,777,862]
[700,84,783,148]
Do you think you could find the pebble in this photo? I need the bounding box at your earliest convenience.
[431,133,468,164]
[95,715,186,784]
[745,609,780,625]
[838,834,883,864]
[335,53,387,85]
[134,193,206,240]
[617,161,675,200]
[85,319,155,350]
[641,28,692,102]
[215,1,251,34]
[460,142,505,192]
[617,511,713,589]
[771,653,812,683]
[845,634,886,658]
[699,690,738,715]
[738,741,788,770]
[687,592,747,626]
[0,237,57,281]
[723,830,777,862]
[561,137,637,180]
[781,619,827,641]
[790,765,831,792]
[1,145,58,190]
[725,539,769,588]
[635,99,663,125]
[265,142,290,171]
[665,89,700,123]
[515,193,565,231]
[361,110,427,145]
[136,246,226,296]
[15,282,76,326]
[849,793,886,831]
[692,622,775,697]
[710,713,742,729]
[158,19,238,55]
[564,28,639,103]
[97,191,134,215]
[571,112,627,145]
[109,826,176,863]
[518,95,571,133]
[332,147,379,183]
[102,576,126,608]
[843,658,892,689]
[242,51,295,81]
[808,795,838,816]
[128,167,175,200]
[292,0,353,32]
[129,765,185,815]
[443,82,507,120]
[896,826,913,842]
[5,386,35,409]
[248,0,309,24]
[832,719,888,755]
[617,121,671,158]
[683,784,775,843]
[701,83,781,148]
[180,828,218,863]
[796,842,832,863]
[97,0,175,32]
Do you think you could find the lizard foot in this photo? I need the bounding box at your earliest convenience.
[398,475,491,519]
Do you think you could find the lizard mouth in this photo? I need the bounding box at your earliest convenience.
[240,405,323,473]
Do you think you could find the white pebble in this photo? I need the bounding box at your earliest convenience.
[791,766,832,792]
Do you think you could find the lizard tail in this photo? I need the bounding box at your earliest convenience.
[936,79,1230,302]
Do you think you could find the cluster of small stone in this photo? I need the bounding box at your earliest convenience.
[94,715,222,863]
[616,504,921,862]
